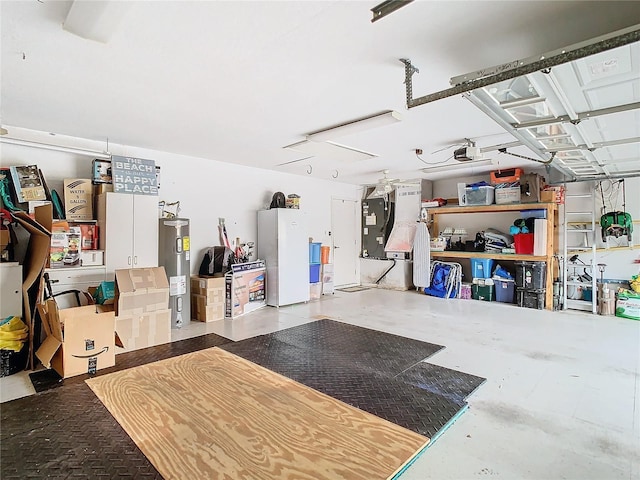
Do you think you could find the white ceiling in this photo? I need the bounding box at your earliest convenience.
[2,1,640,186]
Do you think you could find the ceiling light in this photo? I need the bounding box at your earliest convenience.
[421,159,494,174]
[306,110,401,142]
[63,1,132,43]
[0,137,111,159]
[371,0,414,23]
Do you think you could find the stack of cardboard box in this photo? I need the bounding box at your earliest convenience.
[191,276,225,322]
[114,267,171,353]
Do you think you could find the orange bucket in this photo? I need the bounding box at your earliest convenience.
[320,246,330,264]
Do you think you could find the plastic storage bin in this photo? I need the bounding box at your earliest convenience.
[464,185,495,205]
[309,263,321,283]
[515,261,547,289]
[470,258,494,279]
[494,185,521,204]
[309,242,321,264]
[320,246,330,264]
[513,233,534,254]
[472,284,494,301]
[517,288,546,309]
[494,278,515,303]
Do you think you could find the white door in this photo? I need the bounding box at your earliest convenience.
[331,198,358,287]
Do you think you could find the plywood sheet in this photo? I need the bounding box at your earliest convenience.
[86,347,428,480]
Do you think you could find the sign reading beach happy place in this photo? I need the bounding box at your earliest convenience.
[111,155,158,195]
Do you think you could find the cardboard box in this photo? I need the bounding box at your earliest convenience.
[64,179,93,221]
[115,267,170,316]
[81,250,104,266]
[191,275,225,303]
[12,206,53,369]
[35,303,115,378]
[225,262,266,318]
[115,309,171,354]
[9,165,46,203]
[0,229,9,251]
[191,294,225,322]
[49,227,81,268]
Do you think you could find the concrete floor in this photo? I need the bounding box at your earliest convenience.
[2,288,639,479]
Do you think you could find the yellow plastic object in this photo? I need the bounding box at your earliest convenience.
[0,316,29,352]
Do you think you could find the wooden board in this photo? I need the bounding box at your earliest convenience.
[86,347,429,480]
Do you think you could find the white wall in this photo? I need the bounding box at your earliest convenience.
[1,129,360,277]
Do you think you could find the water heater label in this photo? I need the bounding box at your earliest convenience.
[169,275,187,296]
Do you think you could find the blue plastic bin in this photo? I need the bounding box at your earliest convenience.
[470,258,494,279]
[309,263,321,283]
[494,278,515,303]
[309,242,322,264]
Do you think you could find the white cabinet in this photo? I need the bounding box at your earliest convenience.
[0,262,22,317]
[97,192,159,278]
[44,266,106,308]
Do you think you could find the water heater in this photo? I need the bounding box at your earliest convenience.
[159,218,190,328]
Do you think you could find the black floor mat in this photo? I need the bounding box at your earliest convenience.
[29,369,64,393]
[3,319,485,479]
[395,362,487,407]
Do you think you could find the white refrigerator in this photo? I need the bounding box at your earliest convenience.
[257,208,310,306]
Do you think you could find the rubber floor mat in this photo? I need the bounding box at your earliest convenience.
[336,285,371,292]
[222,320,462,437]
[395,362,486,407]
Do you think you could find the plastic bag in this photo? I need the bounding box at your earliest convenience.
[0,316,29,352]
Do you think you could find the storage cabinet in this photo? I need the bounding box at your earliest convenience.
[44,266,106,308]
[428,202,557,310]
[0,262,22,318]
[97,192,159,278]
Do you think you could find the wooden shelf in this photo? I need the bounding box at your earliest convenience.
[428,201,558,311]
[428,202,557,215]
[430,251,547,261]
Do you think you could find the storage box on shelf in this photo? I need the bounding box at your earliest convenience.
[464,185,494,205]
[472,279,494,301]
[426,202,557,310]
[517,288,546,310]
[471,258,494,279]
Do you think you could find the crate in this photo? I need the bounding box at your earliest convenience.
[494,278,515,303]
[470,258,494,279]
[514,233,534,254]
[309,263,321,283]
[309,242,321,264]
[515,261,547,289]
[472,284,494,301]
[517,288,545,309]
[494,185,521,204]
[464,185,494,205]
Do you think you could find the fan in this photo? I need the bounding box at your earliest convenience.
[364,170,402,198]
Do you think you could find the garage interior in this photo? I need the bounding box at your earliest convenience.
[1,2,639,479]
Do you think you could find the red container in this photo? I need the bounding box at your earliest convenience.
[514,233,534,255]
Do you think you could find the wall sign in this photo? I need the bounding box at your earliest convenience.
[111,155,158,195]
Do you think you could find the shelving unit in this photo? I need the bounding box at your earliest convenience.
[428,202,558,310]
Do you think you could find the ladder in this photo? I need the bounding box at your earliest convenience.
[562,186,597,313]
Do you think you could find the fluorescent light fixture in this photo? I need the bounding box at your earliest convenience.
[0,137,111,159]
[421,159,494,174]
[371,0,414,23]
[306,110,401,142]
[63,1,132,43]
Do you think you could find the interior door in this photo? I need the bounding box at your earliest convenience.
[331,198,359,287]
